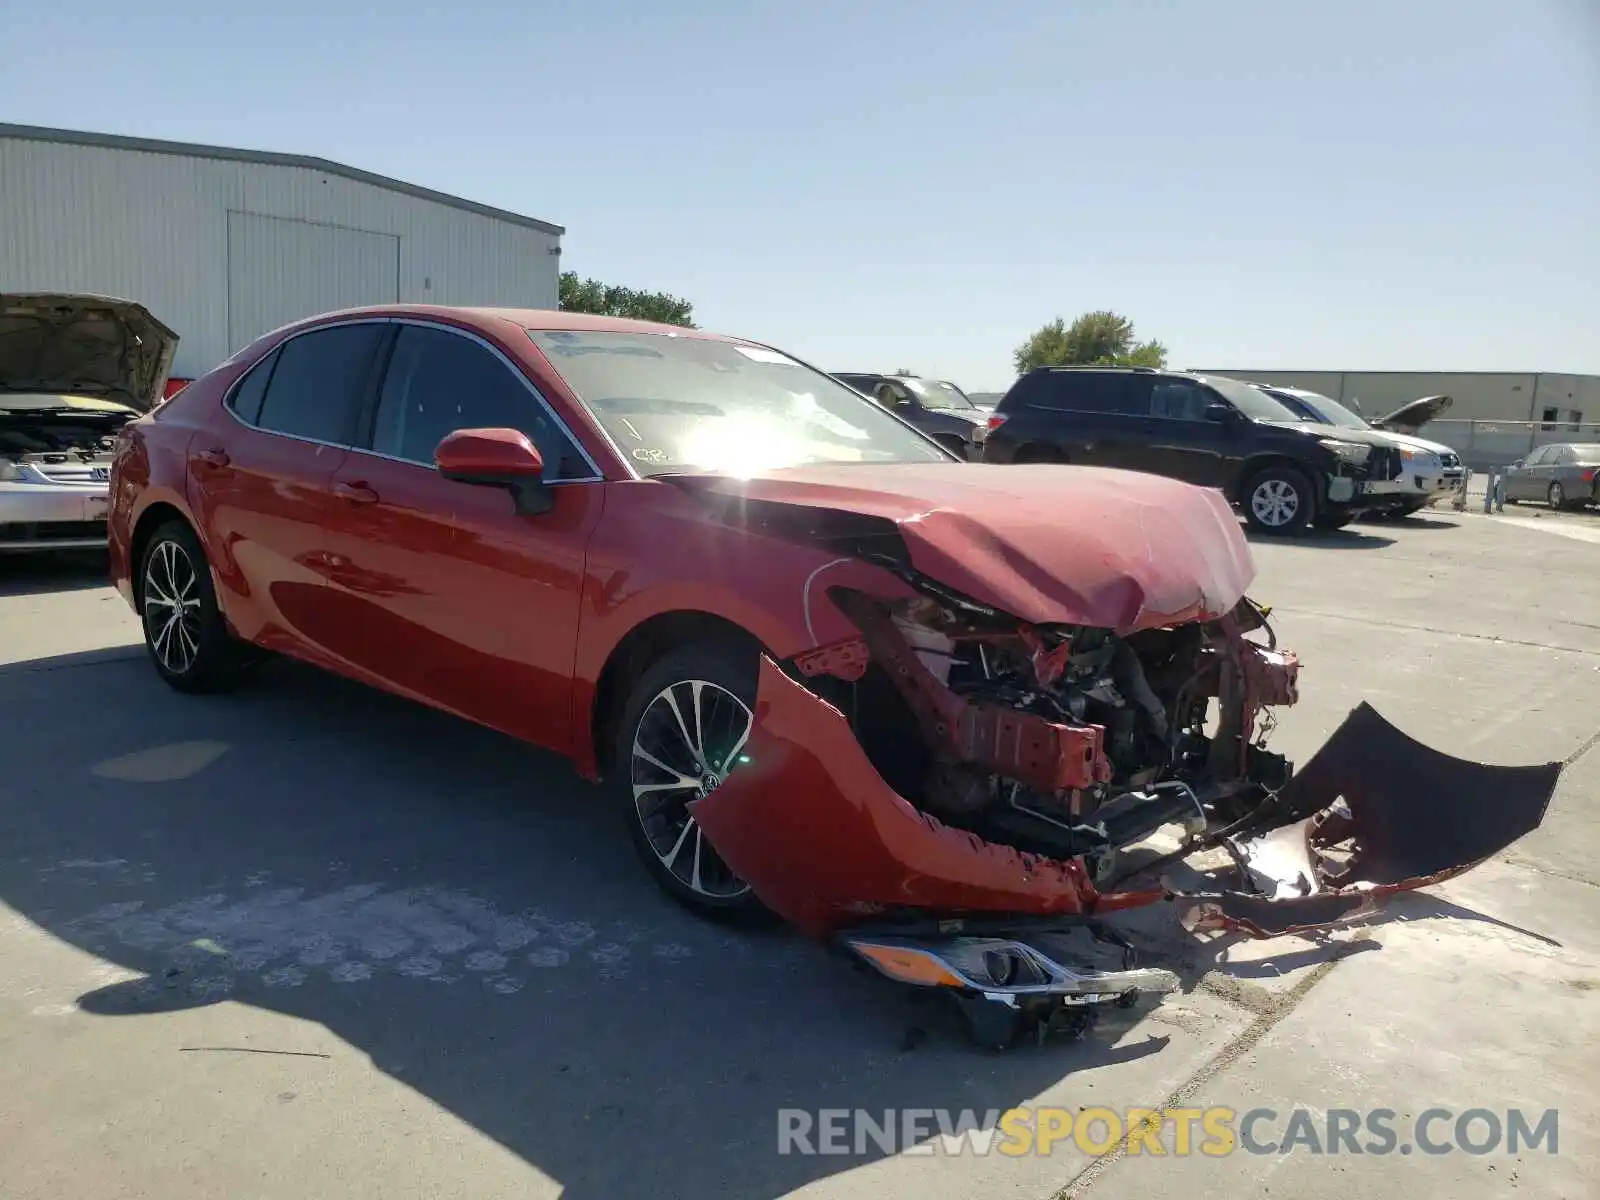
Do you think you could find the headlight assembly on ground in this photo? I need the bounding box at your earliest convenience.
[775,1105,1559,1158]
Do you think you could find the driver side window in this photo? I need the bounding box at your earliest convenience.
[370,324,590,480]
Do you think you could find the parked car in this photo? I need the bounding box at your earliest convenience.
[1250,384,1465,518]
[830,372,989,460]
[0,293,177,552]
[108,306,1556,1047]
[1501,443,1600,509]
[981,366,1406,534]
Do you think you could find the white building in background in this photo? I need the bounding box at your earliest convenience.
[0,123,564,381]
[1191,369,1598,428]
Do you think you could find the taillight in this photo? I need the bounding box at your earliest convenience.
[986,413,1008,432]
[1583,467,1597,483]
[163,377,192,399]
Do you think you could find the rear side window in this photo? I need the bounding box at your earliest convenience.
[1150,380,1216,421]
[255,323,388,444]
[1011,371,1145,415]
[226,349,279,425]
[369,324,590,480]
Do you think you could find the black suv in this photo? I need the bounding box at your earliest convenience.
[981,367,1403,534]
[831,373,990,461]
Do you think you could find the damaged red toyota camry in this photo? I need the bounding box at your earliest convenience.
[109,307,1562,1047]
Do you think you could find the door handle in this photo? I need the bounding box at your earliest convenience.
[333,481,380,505]
[192,447,230,470]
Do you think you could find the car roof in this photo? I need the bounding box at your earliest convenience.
[268,304,741,342]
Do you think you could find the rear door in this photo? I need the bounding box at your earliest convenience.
[317,321,606,754]
[1029,372,1152,469]
[1134,378,1237,486]
[188,320,388,658]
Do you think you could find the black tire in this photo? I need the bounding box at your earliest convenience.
[612,640,771,923]
[1241,466,1315,535]
[136,520,258,693]
[1548,482,1568,510]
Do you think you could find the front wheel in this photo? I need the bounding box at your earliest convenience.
[1242,466,1314,535]
[137,520,259,693]
[613,642,770,923]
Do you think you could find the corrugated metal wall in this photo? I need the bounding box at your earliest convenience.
[0,136,561,378]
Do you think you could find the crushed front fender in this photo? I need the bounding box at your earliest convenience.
[690,656,1101,938]
[1173,702,1563,937]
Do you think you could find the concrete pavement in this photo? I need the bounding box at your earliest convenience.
[0,509,1595,1199]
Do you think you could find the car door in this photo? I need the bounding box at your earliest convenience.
[1028,372,1153,470]
[1516,445,1555,500]
[1134,378,1237,487]
[316,320,606,755]
[187,320,388,659]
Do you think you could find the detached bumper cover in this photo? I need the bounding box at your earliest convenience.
[1175,702,1561,937]
[695,662,1561,943]
[691,656,1099,938]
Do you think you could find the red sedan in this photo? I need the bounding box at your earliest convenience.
[110,306,1558,1046]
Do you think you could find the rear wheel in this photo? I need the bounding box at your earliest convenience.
[1549,481,1569,510]
[137,520,259,693]
[613,642,769,922]
[1242,466,1314,535]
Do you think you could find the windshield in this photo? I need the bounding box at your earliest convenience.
[904,378,977,410]
[1267,388,1369,431]
[528,330,952,475]
[1200,376,1303,422]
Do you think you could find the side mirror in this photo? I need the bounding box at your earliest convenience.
[435,427,553,516]
[1203,403,1236,423]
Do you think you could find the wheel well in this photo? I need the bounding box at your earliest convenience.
[1229,455,1314,504]
[1013,442,1069,464]
[128,503,189,601]
[589,611,763,775]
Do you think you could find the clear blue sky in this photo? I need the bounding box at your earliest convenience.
[4,0,1596,387]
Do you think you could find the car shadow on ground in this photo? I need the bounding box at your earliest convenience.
[2,649,1227,1200]
[0,550,110,596]
[1242,527,1397,550]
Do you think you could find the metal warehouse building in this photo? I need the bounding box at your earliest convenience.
[0,123,564,381]
[1194,369,1599,427]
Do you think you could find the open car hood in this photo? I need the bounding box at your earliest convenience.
[1373,394,1452,436]
[0,293,179,413]
[675,462,1256,635]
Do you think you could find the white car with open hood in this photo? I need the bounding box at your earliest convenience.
[0,294,178,552]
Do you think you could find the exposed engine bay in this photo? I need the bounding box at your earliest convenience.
[793,585,1300,882]
[0,407,130,470]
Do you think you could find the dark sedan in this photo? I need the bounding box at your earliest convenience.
[1502,443,1600,510]
[830,373,989,460]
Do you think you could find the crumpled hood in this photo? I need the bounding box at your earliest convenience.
[679,462,1256,634]
[0,293,179,413]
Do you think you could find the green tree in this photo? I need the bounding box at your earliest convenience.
[558,271,696,327]
[1012,310,1168,375]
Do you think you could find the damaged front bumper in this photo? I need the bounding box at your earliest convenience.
[693,657,1562,1044]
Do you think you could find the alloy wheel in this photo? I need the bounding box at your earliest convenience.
[1550,482,1565,508]
[1250,479,1301,528]
[630,679,753,899]
[142,539,203,676]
